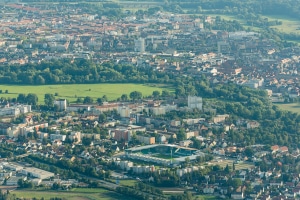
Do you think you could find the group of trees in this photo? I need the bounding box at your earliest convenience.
[166,73,300,148]
[0,189,12,200]
[153,171,179,187]
[115,187,151,200]
[17,93,38,105]
[0,59,172,85]
[26,153,110,180]
[7,60,300,149]
[134,182,163,196]
[17,179,34,189]
[159,0,300,21]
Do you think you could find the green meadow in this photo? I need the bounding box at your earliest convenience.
[275,103,300,115]
[11,188,137,200]
[0,84,173,103]
[205,13,300,34]
[261,15,300,34]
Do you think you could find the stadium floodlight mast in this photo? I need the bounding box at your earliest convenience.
[170,147,180,165]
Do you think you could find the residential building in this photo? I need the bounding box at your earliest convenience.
[136,135,155,145]
[54,99,67,111]
[114,129,130,142]
[0,105,31,116]
[188,96,202,110]
[134,38,145,52]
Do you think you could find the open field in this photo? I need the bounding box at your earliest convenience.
[108,179,137,187]
[261,15,300,34]
[275,103,300,115]
[0,83,172,103]
[117,179,137,187]
[202,13,262,32]
[11,188,137,200]
[205,13,300,35]
[194,195,220,200]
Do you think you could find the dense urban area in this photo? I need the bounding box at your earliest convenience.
[0,0,299,200]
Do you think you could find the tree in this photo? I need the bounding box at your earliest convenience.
[175,86,185,97]
[177,128,186,141]
[99,113,107,123]
[82,137,92,146]
[52,182,61,190]
[161,90,170,97]
[44,93,55,108]
[17,94,27,103]
[228,178,242,189]
[152,90,160,99]
[18,179,24,188]
[102,95,108,102]
[120,94,128,101]
[185,157,190,165]
[26,93,38,105]
[224,164,231,173]
[97,98,103,105]
[35,75,45,84]
[83,96,93,104]
[244,147,254,157]
[129,91,142,101]
[76,98,83,103]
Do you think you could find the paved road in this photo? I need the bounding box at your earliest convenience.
[15,153,30,158]
[21,157,166,199]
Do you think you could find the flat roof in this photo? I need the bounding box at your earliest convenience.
[7,176,21,181]
[126,144,197,152]
[23,167,54,177]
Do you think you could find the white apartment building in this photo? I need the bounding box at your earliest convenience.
[188,96,202,110]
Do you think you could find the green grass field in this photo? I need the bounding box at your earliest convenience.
[0,84,172,103]
[151,153,177,160]
[11,188,137,200]
[261,15,300,34]
[194,195,220,200]
[118,179,137,187]
[205,13,300,36]
[107,179,137,187]
[274,103,300,115]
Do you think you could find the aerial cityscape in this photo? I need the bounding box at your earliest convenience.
[0,0,299,199]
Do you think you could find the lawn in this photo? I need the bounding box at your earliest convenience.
[11,188,138,200]
[261,15,300,34]
[0,83,173,103]
[274,103,300,115]
[202,13,300,37]
[118,179,137,187]
[194,195,220,200]
[107,179,137,187]
[151,153,177,160]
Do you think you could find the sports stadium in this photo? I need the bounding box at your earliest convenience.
[125,144,205,166]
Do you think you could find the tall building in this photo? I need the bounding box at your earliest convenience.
[134,38,145,53]
[217,41,230,54]
[54,99,67,111]
[114,129,130,142]
[188,96,203,110]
